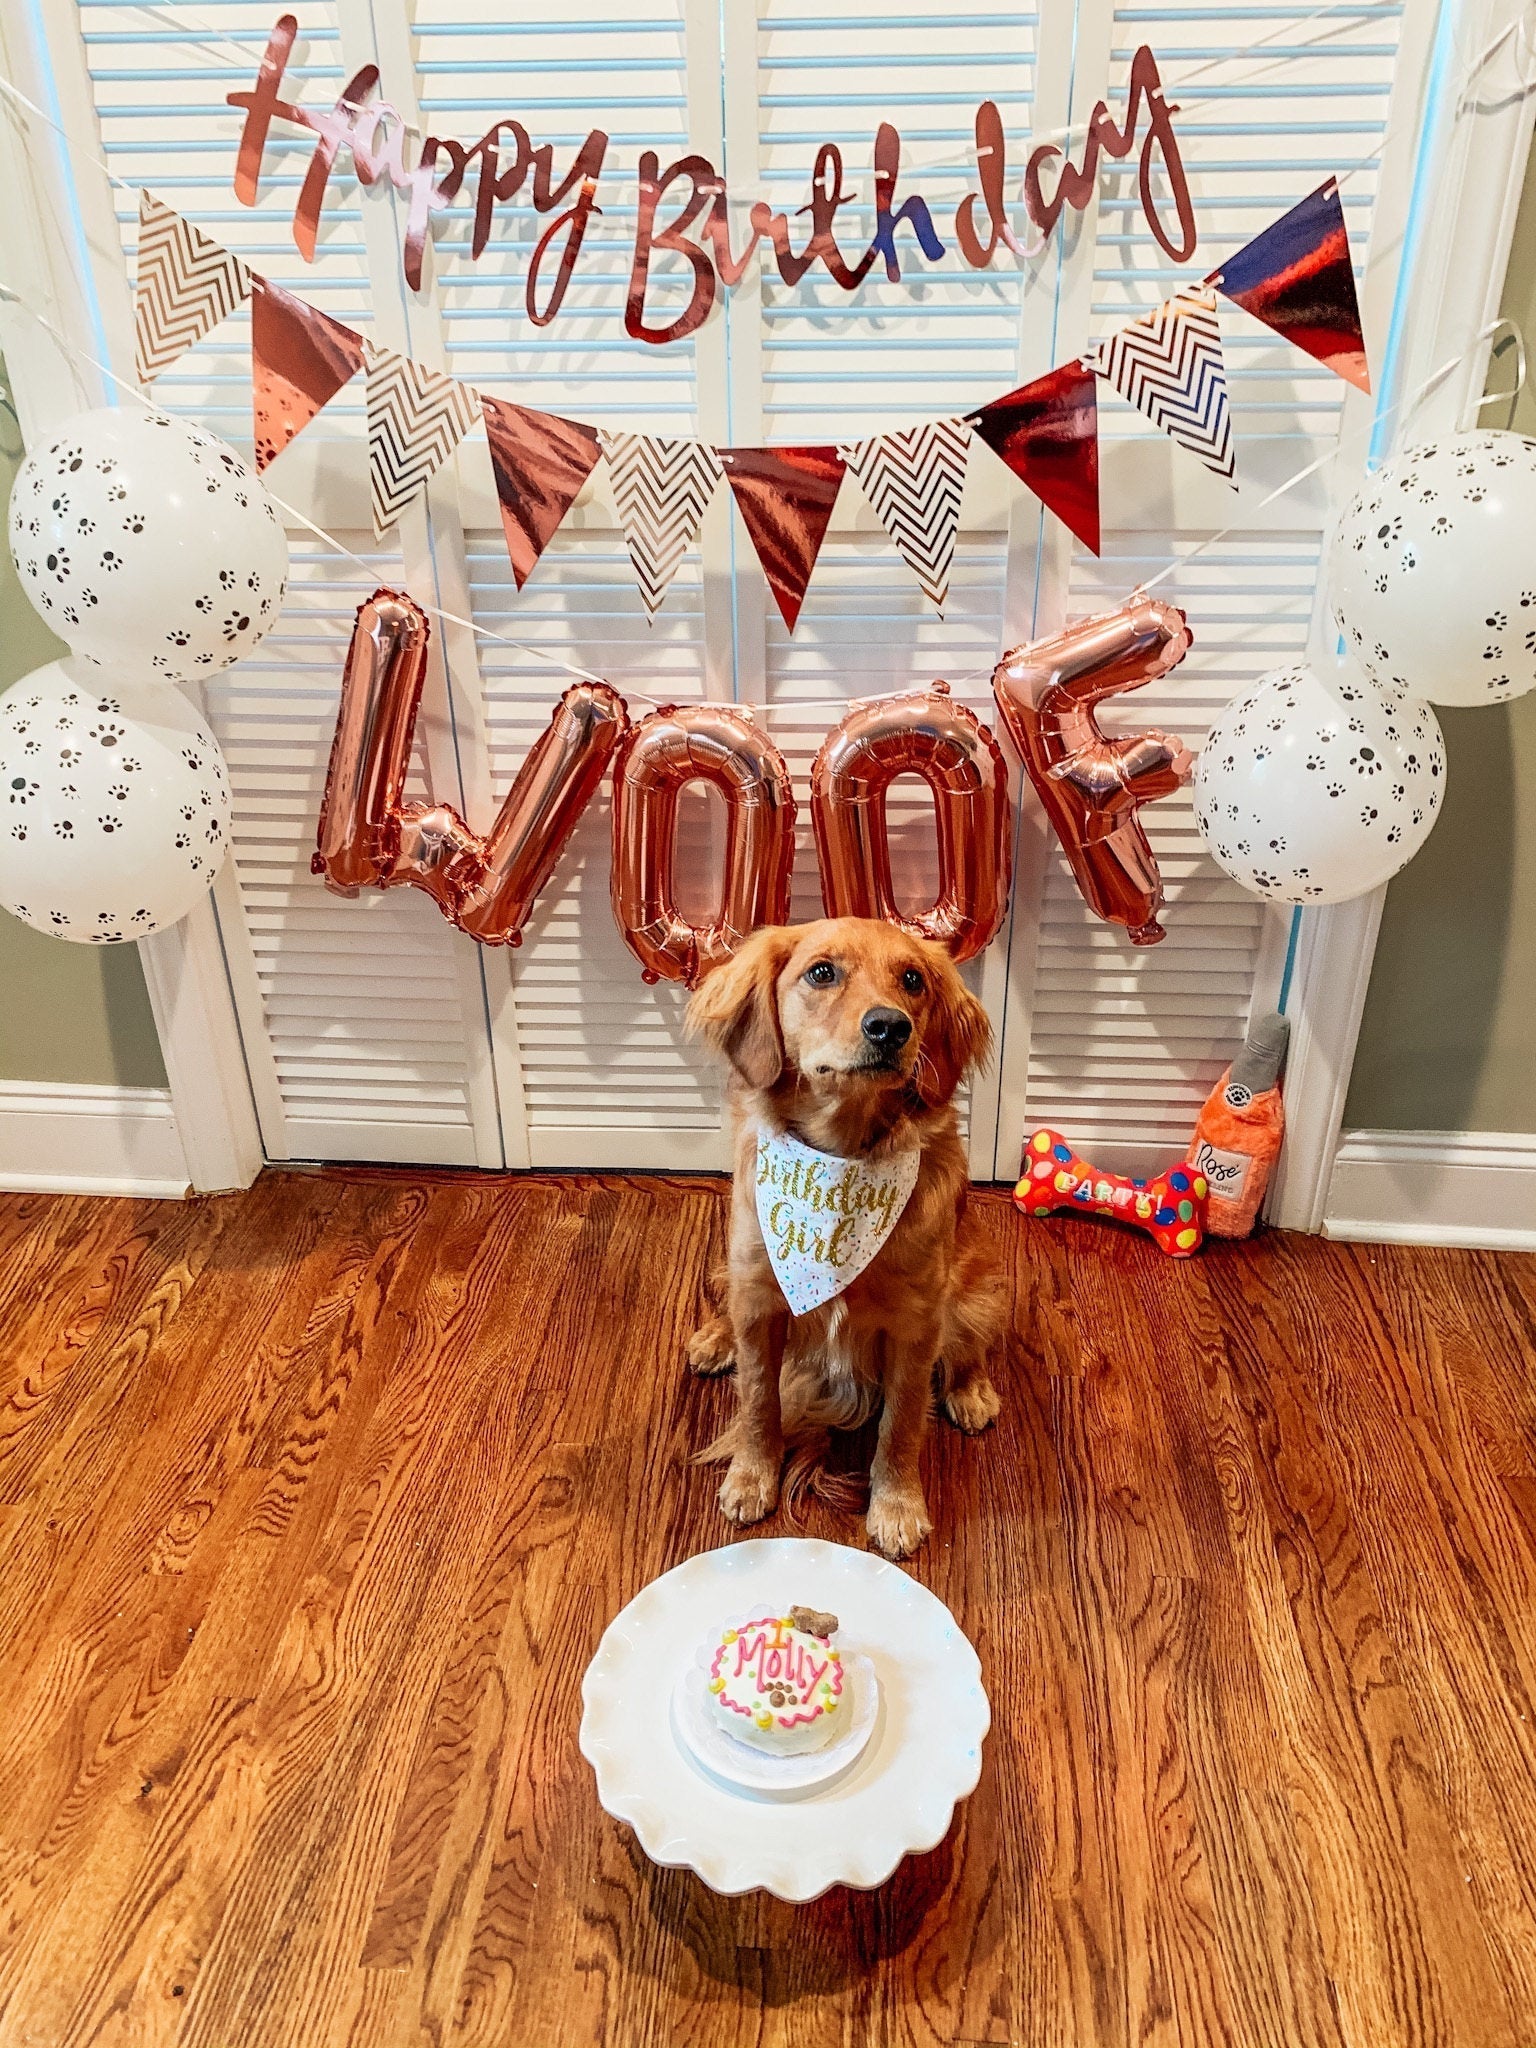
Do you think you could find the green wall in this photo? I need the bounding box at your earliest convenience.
[1345,127,1536,1134]
[0,363,167,1089]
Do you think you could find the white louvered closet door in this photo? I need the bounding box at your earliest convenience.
[30,0,1438,1175]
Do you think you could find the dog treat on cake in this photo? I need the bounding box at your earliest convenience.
[705,1608,847,1754]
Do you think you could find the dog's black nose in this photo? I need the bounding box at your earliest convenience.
[861,1006,912,1054]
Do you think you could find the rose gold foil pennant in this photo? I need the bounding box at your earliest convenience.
[719,444,846,632]
[481,395,602,589]
[1206,178,1369,394]
[250,273,367,471]
[966,361,1100,555]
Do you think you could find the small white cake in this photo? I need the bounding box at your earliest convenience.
[704,1605,848,1755]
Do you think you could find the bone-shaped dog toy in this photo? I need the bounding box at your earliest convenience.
[1014,1128,1208,1256]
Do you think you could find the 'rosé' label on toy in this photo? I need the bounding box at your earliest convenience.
[755,1124,919,1315]
[1189,1139,1250,1195]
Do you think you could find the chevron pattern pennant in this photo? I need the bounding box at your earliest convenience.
[1092,286,1236,484]
[133,192,252,384]
[366,347,483,537]
[601,432,724,615]
[839,419,971,612]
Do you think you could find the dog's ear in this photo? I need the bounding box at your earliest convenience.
[915,951,992,1108]
[687,928,796,1090]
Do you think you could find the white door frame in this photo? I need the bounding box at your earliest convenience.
[1269,0,1536,1229]
[0,0,263,1193]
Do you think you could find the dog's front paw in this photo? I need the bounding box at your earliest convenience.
[943,1375,1001,1434]
[687,1318,735,1377]
[719,1453,780,1526]
[866,1487,932,1560]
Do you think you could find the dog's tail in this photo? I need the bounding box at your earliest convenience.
[694,1376,876,1519]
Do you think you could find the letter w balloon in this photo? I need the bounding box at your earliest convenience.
[312,588,629,941]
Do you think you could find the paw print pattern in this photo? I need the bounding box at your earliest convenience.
[89,722,124,749]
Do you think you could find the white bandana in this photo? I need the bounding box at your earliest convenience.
[755,1123,921,1315]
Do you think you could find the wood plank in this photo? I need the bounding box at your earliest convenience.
[0,1175,1530,2046]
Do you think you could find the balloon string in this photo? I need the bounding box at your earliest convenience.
[1135,316,1520,599]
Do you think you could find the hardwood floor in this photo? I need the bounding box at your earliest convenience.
[0,1168,1533,2047]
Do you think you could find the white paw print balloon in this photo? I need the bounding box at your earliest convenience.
[1193,661,1445,906]
[1327,429,1536,708]
[8,406,288,686]
[0,661,232,942]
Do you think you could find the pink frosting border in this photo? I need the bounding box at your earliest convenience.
[709,1612,844,1729]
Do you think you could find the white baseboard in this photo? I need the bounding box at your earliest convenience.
[1325,1129,1536,1251]
[0,1080,191,1199]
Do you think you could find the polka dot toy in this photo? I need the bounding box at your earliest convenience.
[1013,1129,1207,1257]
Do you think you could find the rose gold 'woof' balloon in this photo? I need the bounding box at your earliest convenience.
[313,588,628,942]
[810,682,1013,962]
[610,702,796,985]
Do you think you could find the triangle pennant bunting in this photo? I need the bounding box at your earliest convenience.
[601,432,724,616]
[839,419,971,612]
[367,347,483,537]
[720,444,846,631]
[966,362,1100,554]
[134,193,253,385]
[482,395,602,589]
[250,275,367,472]
[1092,286,1236,484]
[1207,177,1370,393]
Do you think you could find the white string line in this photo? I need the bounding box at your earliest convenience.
[0,0,1473,228]
[6,278,1526,714]
[899,0,1407,184]
[39,0,1406,194]
[1137,315,1526,596]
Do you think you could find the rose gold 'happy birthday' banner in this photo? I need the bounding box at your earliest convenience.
[124,29,1370,627]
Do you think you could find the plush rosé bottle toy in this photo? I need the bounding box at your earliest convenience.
[1187,1012,1290,1237]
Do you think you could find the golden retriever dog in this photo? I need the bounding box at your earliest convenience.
[685,917,1007,1559]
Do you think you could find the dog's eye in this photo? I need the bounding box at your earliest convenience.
[901,968,925,995]
[804,960,837,988]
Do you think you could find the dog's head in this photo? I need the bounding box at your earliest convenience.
[686,917,991,1112]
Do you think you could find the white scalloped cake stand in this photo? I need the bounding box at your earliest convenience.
[579,1536,991,1900]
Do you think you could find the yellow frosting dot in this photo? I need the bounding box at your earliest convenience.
[823,1696,837,1711]
[828,1648,840,1661]
[1176,1227,1199,1249]
[721,1628,737,1644]
[709,1677,725,1693]
[754,1711,772,1728]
